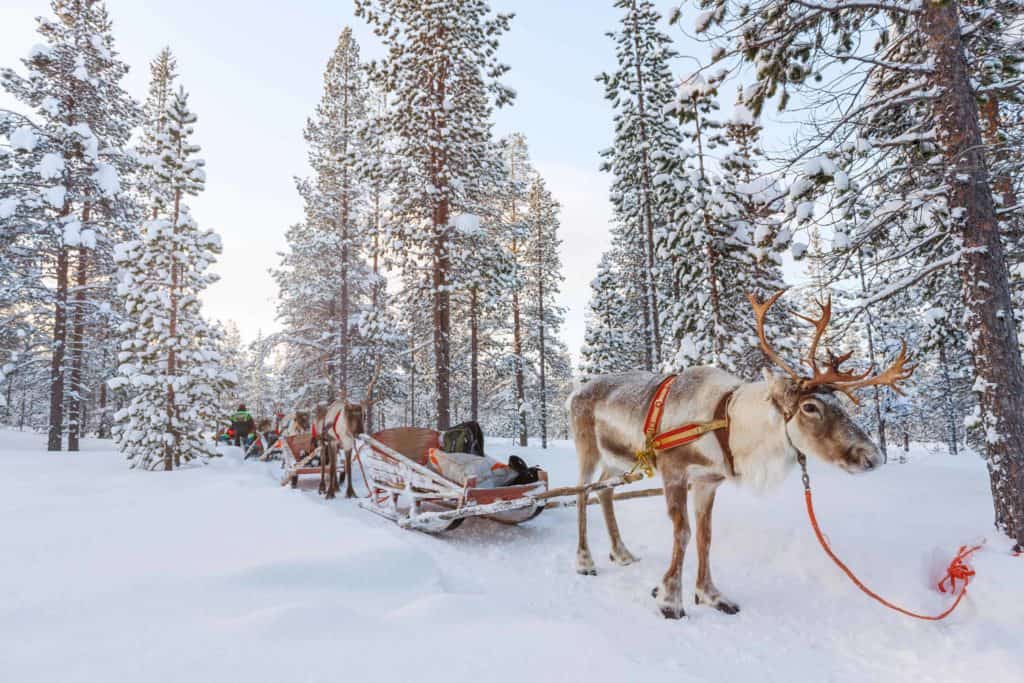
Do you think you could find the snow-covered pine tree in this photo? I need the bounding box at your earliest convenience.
[660,71,778,375]
[303,27,368,397]
[356,0,514,429]
[274,27,377,409]
[597,0,683,369]
[691,0,1024,548]
[138,47,177,219]
[581,249,645,377]
[522,174,566,448]
[1,0,140,451]
[497,133,533,445]
[449,141,515,425]
[112,87,231,470]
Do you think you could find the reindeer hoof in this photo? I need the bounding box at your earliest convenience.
[696,593,740,615]
[576,567,598,576]
[660,605,686,620]
[609,550,639,566]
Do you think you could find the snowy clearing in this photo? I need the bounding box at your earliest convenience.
[1,429,1021,683]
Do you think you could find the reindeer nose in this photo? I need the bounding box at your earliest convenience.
[855,444,884,471]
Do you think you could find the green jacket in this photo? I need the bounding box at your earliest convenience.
[230,409,253,424]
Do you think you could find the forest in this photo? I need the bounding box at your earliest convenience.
[1,0,1023,548]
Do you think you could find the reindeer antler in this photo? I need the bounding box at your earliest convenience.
[825,341,917,405]
[793,297,832,376]
[748,290,802,383]
[748,290,916,403]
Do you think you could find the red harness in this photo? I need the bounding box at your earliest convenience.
[635,375,733,476]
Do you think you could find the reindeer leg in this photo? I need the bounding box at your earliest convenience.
[575,438,600,576]
[692,481,739,615]
[318,444,326,495]
[653,466,690,619]
[326,443,338,500]
[598,468,638,566]
[344,448,354,498]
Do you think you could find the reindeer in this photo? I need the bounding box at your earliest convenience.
[313,362,380,500]
[566,291,915,619]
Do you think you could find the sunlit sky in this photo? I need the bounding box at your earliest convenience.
[1,1,733,361]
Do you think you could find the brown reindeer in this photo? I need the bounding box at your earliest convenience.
[314,362,380,500]
[567,291,915,619]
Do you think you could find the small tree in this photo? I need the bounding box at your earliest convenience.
[112,87,231,469]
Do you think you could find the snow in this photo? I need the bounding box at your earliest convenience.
[43,185,66,209]
[0,429,1020,683]
[694,10,714,33]
[731,103,755,125]
[450,213,481,235]
[92,162,120,196]
[29,43,53,60]
[36,152,64,179]
[9,125,37,152]
[62,219,81,246]
[0,198,17,219]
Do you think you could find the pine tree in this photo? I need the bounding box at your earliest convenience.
[111,87,231,470]
[1,0,140,451]
[138,47,177,218]
[581,251,643,377]
[523,175,567,447]
[356,0,514,429]
[597,0,683,369]
[691,0,1024,548]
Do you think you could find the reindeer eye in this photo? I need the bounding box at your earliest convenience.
[801,403,819,415]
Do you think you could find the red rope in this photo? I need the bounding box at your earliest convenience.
[802,486,983,621]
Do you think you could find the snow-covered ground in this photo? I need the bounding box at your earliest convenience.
[1,429,1021,683]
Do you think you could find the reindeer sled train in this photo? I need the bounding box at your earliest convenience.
[232,291,973,621]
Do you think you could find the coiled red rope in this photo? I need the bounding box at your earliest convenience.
[798,454,982,621]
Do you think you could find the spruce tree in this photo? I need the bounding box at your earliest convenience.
[1,0,140,451]
[112,87,231,470]
[597,0,683,369]
[356,0,514,429]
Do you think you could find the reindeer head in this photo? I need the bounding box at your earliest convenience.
[749,291,917,473]
[331,357,381,451]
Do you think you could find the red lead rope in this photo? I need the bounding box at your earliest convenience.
[798,454,983,621]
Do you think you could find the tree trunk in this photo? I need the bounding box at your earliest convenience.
[433,201,451,430]
[470,287,479,423]
[512,284,527,447]
[165,190,182,471]
[340,222,350,399]
[938,341,959,456]
[924,0,1024,550]
[67,244,88,452]
[857,253,887,457]
[629,0,662,368]
[97,378,110,439]
[538,277,548,450]
[409,338,417,427]
[47,245,69,452]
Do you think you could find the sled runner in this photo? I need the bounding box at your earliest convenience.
[354,429,549,533]
[279,432,343,490]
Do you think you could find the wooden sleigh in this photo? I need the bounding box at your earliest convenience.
[279,432,347,491]
[354,430,549,533]
[277,426,661,534]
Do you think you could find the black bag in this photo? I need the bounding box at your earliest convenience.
[441,421,485,456]
[508,455,541,485]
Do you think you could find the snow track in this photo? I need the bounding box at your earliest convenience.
[1,430,1020,683]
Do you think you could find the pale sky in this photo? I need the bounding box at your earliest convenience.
[0,1,714,361]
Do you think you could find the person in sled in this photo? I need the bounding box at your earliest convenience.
[228,404,255,447]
